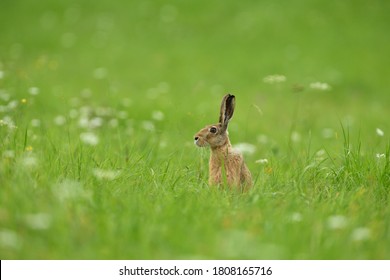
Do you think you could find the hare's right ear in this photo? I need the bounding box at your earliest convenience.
[219,94,235,131]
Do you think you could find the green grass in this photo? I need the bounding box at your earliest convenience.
[0,0,389,259]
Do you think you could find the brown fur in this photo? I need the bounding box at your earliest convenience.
[194,94,252,190]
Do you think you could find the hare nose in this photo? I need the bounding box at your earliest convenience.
[194,136,199,141]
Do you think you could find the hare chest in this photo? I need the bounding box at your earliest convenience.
[209,149,250,187]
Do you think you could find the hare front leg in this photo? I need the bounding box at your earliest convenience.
[209,158,222,186]
[225,155,243,187]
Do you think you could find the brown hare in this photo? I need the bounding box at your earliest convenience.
[194,94,252,190]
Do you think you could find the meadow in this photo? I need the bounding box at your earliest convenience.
[0,0,389,259]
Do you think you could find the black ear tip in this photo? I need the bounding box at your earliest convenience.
[226,93,235,99]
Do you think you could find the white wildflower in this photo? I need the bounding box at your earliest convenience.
[89,117,103,129]
[257,134,269,144]
[233,143,257,155]
[21,154,38,169]
[0,229,21,249]
[93,67,107,79]
[78,116,89,128]
[122,98,132,107]
[117,111,128,119]
[0,90,10,101]
[159,140,167,149]
[263,74,286,84]
[290,131,301,143]
[68,109,78,119]
[92,168,120,180]
[109,118,118,128]
[315,149,326,161]
[376,128,384,137]
[28,87,40,95]
[158,82,170,93]
[52,179,91,202]
[24,213,52,230]
[310,82,331,91]
[376,153,386,159]
[255,158,269,164]
[54,115,66,126]
[30,119,41,127]
[80,132,99,146]
[351,227,371,241]
[142,121,155,132]
[322,128,335,139]
[81,88,92,99]
[290,212,303,223]
[327,215,348,230]
[152,110,165,121]
[7,100,18,110]
[2,150,15,159]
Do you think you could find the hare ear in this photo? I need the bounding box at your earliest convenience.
[219,94,235,130]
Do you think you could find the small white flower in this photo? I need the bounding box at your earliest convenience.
[122,98,133,107]
[80,132,99,146]
[24,213,52,230]
[0,90,10,101]
[21,155,38,169]
[54,115,66,126]
[109,118,119,128]
[117,111,128,119]
[7,100,18,110]
[376,153,386,159]
[89,117,103,129]
[351,227,371,241]
[376,128,384,137]
[263,74,286,84]
[290,131,301,143]
[159,140,167,149]
[78,116,89,128]
[93,67,107,79]
[92,168,120,180]
[233,143,257,155]
[2,150,15,159]
[257,134,269,144]
[327,215,348,230]
[0,230,21,249]
[255,158,269,164]
[28,87,40,95]
[315,149,327,161]
[158,82,170,93]
[152,110,165,121]
[30,119,41,127]
[52,179,89,202]
[142,121,155,132]
[316,149,326,157]
[68,109,78,119]
[290,212,303,222]
[310,82,331,91]
[322,128,335,139]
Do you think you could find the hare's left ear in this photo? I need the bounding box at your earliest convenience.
[219,94,235,131]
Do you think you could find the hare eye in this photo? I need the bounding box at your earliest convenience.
[209,127,217,133]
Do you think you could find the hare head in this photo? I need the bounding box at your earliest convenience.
[194,94,235,149]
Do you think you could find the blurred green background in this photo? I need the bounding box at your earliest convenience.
[0,0,389,259]
[1,0,389,144]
